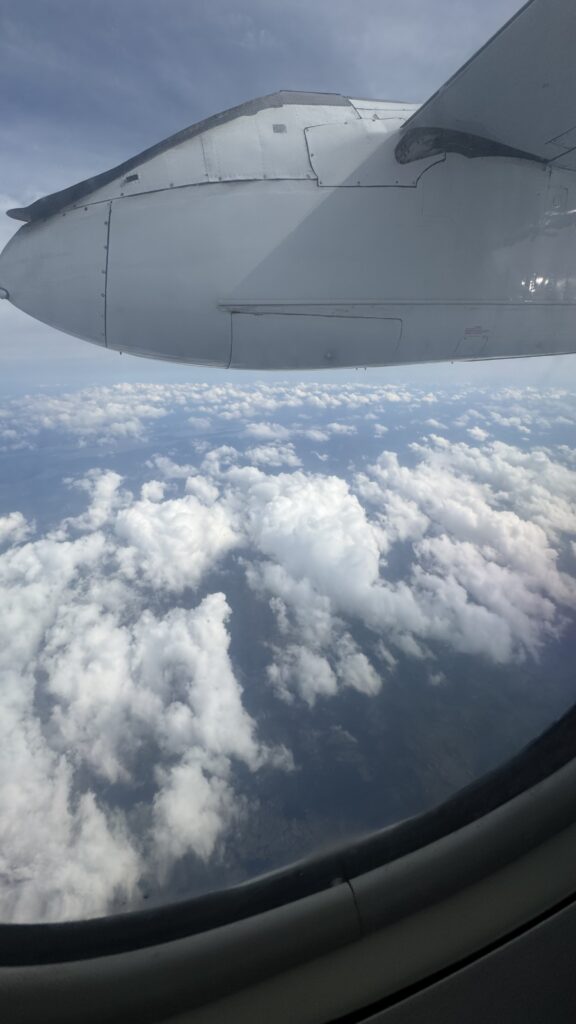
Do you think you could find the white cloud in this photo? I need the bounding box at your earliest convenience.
[489,409,532,434]
[326,422,357,436]
[227,469,387,608]
[115,489,238,592]
[0,380,430,451]
[299,428,329,442]
[267,633,381,707]
[152,754,238,871]
[184,474,220,505]
[0,475,290,921]
[0,584,289,921]
[243,421,292,441]
[411,438,576,542]
[151,455,197,479]
[0,703,141,924]
[353,439,576,660]
[0,510,32,546]
[141,479,165,502]
[65,469,127,531]
[244,442,301,468]
[335,635,381,696]
[268,647,338,706]
[467,425,489,442]
[199,433,576,671]
[0,528,143,922]
[7,385,170,446]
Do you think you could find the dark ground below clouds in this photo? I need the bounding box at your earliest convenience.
[130,549,576,909]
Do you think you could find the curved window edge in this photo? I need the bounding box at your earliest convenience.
[1,702,576,966]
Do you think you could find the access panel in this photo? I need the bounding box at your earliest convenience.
[230,312,402,369]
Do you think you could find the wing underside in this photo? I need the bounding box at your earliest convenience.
[398,0,576,170]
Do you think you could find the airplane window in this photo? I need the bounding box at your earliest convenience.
[0,362,574,924]
[0,0,575,933]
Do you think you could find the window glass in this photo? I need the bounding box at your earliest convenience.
[0,0,574,924]
[0,366,574,921]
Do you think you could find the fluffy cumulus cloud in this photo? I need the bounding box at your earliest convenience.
[0,530,142,922]
[0,380,575,922]
[243,442,301,468]
[467,425,489,442]
[185,422,574,697]
[0,380,442,450]
[0,511,32,546]
[115,489,238,591]
[1,385,173,448]
[243,421,292,441]
[227,446,573,675]
[6,378,570,453]
[352,440,576,662]
[0,480,290,923]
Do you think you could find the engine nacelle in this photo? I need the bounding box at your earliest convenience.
[2,91,576,369]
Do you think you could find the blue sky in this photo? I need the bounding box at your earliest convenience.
[1,0,575,389]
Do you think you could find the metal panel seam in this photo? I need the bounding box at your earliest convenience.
[68,177,315,214]
[347,756,576,937]
[103,202,112,347]
[226,313,233,369]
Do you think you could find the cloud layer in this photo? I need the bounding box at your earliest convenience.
[0,380,575,922]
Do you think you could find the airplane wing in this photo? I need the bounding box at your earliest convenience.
[397,0,576,169]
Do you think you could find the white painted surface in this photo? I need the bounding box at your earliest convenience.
[0,204,109,346]
[106,189,231,365]
[305,120,444,187]
[64,100,352,209]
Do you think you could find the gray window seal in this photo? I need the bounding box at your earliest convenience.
[1,701,576,967]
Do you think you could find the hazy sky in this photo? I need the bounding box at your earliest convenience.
[1,0,574,388]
